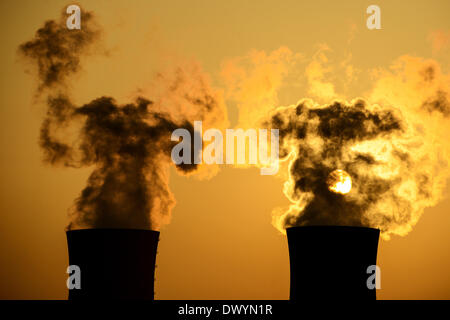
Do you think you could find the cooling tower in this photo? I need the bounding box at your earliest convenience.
[66,229,159,300]
[286,226,380,300]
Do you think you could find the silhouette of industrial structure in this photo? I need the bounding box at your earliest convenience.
[66,229,159,299]
[286,226,380,300]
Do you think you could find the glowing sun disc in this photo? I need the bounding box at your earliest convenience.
[327,169,352,194]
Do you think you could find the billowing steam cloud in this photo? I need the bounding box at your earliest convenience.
[268,59,450,239]
[267,99,406,233]
[19,7,226,230]
[222,46,450,239]
[20,7,450,238]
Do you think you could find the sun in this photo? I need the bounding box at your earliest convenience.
[327,169,352,194]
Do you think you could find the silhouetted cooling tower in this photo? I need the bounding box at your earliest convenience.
[286,226,380,300]
[66,229,159,300]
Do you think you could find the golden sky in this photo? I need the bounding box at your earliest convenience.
[0,0,450,299]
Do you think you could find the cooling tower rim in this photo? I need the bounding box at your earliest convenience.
[286,225,380,232]
[66,228,160,234]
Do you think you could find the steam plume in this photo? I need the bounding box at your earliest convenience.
[19,7,226,229]
[268,99,405,234]
[222,46,450,239]
[269,57,450,239]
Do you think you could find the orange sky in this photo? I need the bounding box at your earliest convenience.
[1,0,450,299]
